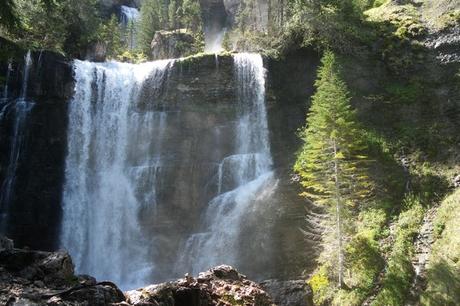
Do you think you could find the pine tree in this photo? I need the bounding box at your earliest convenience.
[294,51,371,288]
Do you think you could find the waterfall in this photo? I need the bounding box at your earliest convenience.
[120,5,140,49]
[2,60,12,100]
[120,5,140,24]
[20,51,32,100]
[0,51,35,232]
[61,53,275,288]
[204,28,226,53]
[61,59,174,289]
[176,53,274,274]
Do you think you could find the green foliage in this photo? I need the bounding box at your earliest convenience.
[96,15,123,59]
[308,267,333,305]
[384,81,424,104]
[0,0,109,57]
[138,0,202,54]
[421,190,460,305]
[371,195,424,306]
[116,50,147,64]
[296,51,374,303]
[0,0,19,29]
[346,234,383,289]
[294,51,371,207]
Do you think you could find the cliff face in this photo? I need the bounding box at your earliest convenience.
[0,41,73,251]
[0,42,320,283]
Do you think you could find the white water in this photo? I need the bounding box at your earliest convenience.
[121,5,140,24]
[2,60,12,100]
[20,51,32,100]
[120,5,140,49]
[61,59,174,289]
[176,53,274,274]
[61,53,274,288]
[204,28,227,53]
[0,51,35,231]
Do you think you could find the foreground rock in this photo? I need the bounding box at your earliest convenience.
[261,280,313,306]
[0,241,278,305]
[0,245,124,305]
[126,265,274,306]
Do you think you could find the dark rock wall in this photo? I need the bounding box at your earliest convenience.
[0,45,73,251]
[265,49,321,278]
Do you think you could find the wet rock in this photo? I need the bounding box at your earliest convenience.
[261,279,313,306]
[0,236,13,252]
[0,43,72,252]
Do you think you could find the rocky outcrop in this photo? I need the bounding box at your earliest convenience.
[151,30,197,60]
[423,25,460,64]
[261,280,313,306]
[1,241,279,306]
[126,265,274,306]
[453,174,460,188]
[0,240,125,305]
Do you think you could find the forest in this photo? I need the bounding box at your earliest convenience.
[0,0,459,305]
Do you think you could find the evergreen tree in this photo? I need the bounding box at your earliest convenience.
[294,51,371,288]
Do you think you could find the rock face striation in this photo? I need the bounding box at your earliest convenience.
[0,240,291,306]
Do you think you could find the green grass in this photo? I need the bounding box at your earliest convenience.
[371,195,424,306]
[421,190,460,306]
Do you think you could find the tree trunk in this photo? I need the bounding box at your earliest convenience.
[333,139,344,289]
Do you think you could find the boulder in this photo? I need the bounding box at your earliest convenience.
[126,265,274,306]
[150,29,197,60]
[86,41,108,62]
[453,174,460,188]
[0,246,125,306]
[261,279,314,306]
[0,236,13,252]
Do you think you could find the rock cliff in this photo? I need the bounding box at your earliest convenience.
[0,41,321,282]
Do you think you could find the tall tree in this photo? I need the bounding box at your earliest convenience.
[294,51,371,288]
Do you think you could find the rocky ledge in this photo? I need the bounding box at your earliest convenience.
[0,237,312,306]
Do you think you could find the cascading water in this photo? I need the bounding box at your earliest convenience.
[0,51,35,232]
[176,53,275,274]
[61,59,174,289]
[19,51,32,100]
[120,5,140,49]
[61,53,276,288]
[2,60,12,100]
[204,28,226,53]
